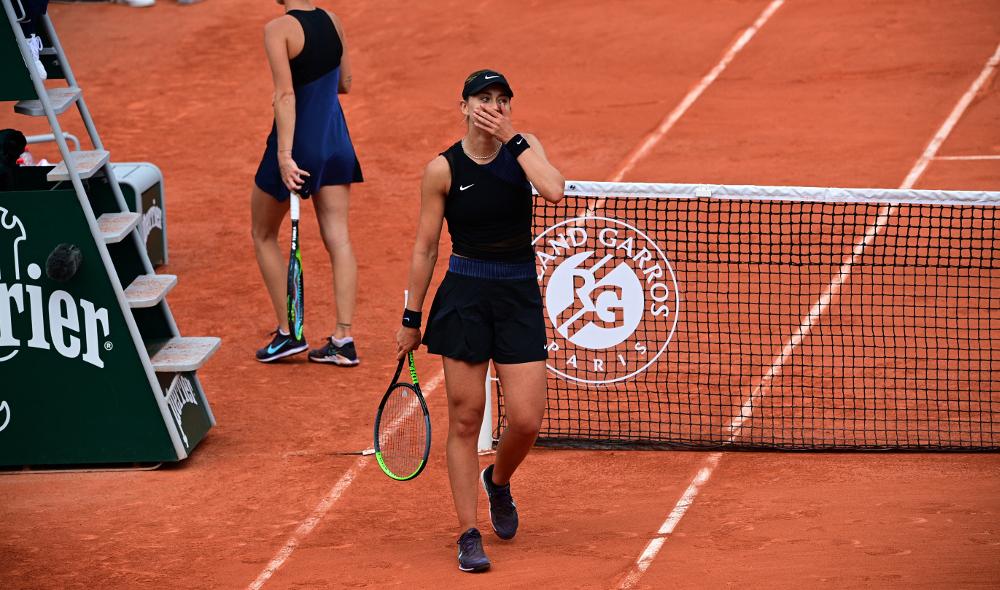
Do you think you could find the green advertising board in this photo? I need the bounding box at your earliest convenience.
[0,189,212,465]
[0,12,35,102]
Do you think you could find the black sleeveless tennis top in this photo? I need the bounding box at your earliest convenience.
[441,141,534,262]
[287,9,342,88]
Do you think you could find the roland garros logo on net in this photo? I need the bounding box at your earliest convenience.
[535,216,679,384]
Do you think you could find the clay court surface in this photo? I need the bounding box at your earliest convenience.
[2,0,1000,587]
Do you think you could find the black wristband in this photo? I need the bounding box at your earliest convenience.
[402,308,422,329]
[505,133,530,158]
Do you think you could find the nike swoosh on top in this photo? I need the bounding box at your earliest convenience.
[460,184,474,191]
[483,75,499,80]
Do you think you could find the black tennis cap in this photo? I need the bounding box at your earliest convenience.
[462,69,514,99]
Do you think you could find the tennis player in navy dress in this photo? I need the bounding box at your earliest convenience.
[396,70,565,572]
[252,0,363,366]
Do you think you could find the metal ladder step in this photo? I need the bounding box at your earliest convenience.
[124,274,177,308]
[14,87,81,116]
[146,337,221,373]
[38,48,64,79]
[96,212,140,244]
[47,149,109,182]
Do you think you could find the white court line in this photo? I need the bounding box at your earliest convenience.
[724,203,895,439]
[902,42,1000,189]
[729,39,1000,439]
[608,0,786,183]
[616,453,721,590]
[615,37,1000,590]
[592,0,785,217]
[608,1,786,585]
[246,457,369,590]
[247,371,445,590]
[934,155,1000,161]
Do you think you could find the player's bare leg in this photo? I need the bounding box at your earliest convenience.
[491,360,546,484]
[478,360,545,540]
[442,357,490,532]
[313,184,357,340]
[250,185,290,332]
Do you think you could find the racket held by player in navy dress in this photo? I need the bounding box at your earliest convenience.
[287,191,305,340]
[374,351,431,481]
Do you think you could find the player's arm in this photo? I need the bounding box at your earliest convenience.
[518,132,565,203]
[326,11,352,94]
[396,156,449,358]
[264,17,308,190]
[405,156,449,312]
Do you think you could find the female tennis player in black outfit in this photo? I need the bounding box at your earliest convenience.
[396,70,564,572]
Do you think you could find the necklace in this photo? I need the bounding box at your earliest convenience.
[462,138,502,160]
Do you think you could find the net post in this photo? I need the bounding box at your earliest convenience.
[478,362,496,453]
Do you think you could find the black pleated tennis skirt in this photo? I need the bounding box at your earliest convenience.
[422,256,547,364]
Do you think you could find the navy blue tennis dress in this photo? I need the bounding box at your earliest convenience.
[255,9,363,201]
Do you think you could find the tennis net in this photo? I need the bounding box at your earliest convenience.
[493,181,1000,450]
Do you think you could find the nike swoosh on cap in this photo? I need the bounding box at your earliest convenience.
[483,75,499,80]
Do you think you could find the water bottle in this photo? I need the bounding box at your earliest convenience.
[16,151,34,166]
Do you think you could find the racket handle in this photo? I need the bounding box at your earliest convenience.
[290,191,300,220]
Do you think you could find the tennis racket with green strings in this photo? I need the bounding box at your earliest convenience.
[286,191,304,340]
[374,351,431,481]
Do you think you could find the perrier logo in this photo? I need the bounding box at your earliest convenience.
[0,206,112,368]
